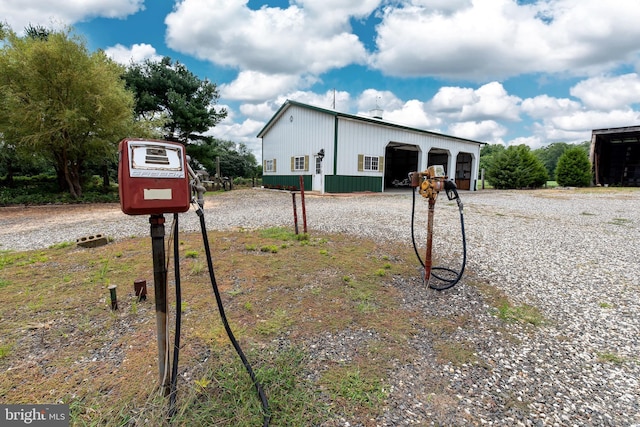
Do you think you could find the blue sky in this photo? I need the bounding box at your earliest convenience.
[4,0,640,159]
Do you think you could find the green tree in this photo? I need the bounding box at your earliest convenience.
[555,147,591,187]
[0,26,134,198]
[123,57,227,143]
[479,143,505,178]
[533,142,570,181]
[187,137,258,178]
[487,145,548,189]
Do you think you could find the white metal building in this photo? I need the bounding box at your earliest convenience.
[257,100,485,193]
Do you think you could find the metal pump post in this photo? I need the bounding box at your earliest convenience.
[150,214,170,396]
[410,165,447,286]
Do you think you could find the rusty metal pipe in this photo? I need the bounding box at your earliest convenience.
[424,198,436,285]
[292,192,299,234]
[150,214,170,396]
[299,175,307,233]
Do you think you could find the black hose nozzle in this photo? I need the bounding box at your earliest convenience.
[444,180,459,200]
[444,180,463,212]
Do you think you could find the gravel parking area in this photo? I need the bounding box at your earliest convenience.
[1,188,639,426]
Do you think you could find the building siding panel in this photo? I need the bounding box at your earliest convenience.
[263,174,312,190]
[263,105,334,177]
[325,175,383,193]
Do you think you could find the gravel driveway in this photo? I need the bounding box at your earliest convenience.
[1,188,639,426]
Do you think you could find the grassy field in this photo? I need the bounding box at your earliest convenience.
[0,224,538,426]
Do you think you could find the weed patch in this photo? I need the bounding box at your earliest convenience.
[608,217,632,226]
[321,365,387,411]
[0,228,465,424]
[495,302,544,326]
[597,352,625,364]
[472,280,545,326]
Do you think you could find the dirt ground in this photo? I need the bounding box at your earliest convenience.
[0,203,123,236]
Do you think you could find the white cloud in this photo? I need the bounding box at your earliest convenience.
[570,73,640,110]
[508,135,544,149]
[376,100,442,129]
[210,117,265,156]
[293,0,380,18]
[239,103,280,122]
[529,122,591,144]
[355,90,440,128]
[546,109,640,133]
[431,82,521,122]
[448,120,507,143]
[525,107,640,145]
[385,100,442,129]
[286,90,352,110]
[104,43,162,65]
[430,87,477,112]
[220,71,318,102]
[165,0,368,77]
[0,0,144,32]
[371,0,640,80]
[356,89,403,112]
[521,94,582,119]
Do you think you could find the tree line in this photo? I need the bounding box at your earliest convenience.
[0,25,259,200]
[480,141,592,189]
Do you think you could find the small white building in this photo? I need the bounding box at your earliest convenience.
[257,100,484,193]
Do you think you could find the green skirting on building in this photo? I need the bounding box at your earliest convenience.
[325,175,382,193]
[262,175,312,190]
[262,175,383,193]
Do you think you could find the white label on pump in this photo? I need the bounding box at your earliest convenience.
[129,141,186,179]
[144,188,173,200]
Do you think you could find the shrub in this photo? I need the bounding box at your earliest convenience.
[555,147,591,187]
[486,145,548,189]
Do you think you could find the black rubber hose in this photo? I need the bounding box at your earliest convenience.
[411,187,467,290]
[196,207,271,426]
[168,213,182,418]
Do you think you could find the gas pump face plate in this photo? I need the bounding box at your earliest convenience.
[118,139,191,215]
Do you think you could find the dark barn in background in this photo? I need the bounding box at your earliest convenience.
[591,126,640,187]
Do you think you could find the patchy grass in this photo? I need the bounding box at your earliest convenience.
[185,250,199,258]
[495,302,545,326]
[596,352,625,364]
[474,280,546,327]
[321,365,387,411]
[608,217,632,226]
[434,340,478,366]
[0,228,418,425]
[0,226,529,425]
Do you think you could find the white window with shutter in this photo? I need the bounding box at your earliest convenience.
[357,154,384,172]
[291,155,309,171]
[263,159,276,173]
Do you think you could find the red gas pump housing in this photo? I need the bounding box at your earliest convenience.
[118,139,191,215]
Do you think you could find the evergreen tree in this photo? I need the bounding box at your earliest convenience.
[479,143,505,177]
[123,57,227,143]
[487,145,548,189]
[555,147,591,187]
[533,142,569,181]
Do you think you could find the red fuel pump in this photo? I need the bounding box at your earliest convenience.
[118,139,191,215]
[117,139,270,424]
